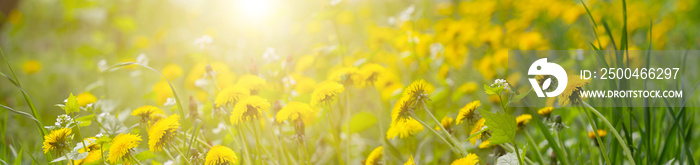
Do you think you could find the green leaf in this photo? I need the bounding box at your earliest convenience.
[13,147,22,165]
[479,109,517,145]
[344,112,378,133]
[496,152,518,165]
[77,45,103,57]
[511,89,531,103]
[77,114,94,127]
[484,84,504,95]
[135,151,156,161]
[63,93,80,114]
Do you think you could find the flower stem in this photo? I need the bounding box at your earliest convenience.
[169,142,192,165]
[128,152,143,165]
[420,102,467,156]
[582,101,636,165]
[408,112,461,155]
[524,131,545,165]
[513,141,524,165]
[579,105,611,165]
[326,104,345,165]
[236,125,253,165]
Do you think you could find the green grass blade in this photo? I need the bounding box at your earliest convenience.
[0,104,40,124]
[104,62,186,124]
[643,21,653,164]
[0,49,47,136]
[523,101,569,165]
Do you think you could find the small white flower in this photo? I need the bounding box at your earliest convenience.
[282,75,296,88]
[397,5,415,23]
[194,77,210,89]
[330,0,341,6]
[97,59,109,72]
[194,35,213,49]
[95,133,104,138]
[164,98,177,106]
[262,47,280,61]
[212,122,226,134]
[430,43,444,59]
[136,53,149,66]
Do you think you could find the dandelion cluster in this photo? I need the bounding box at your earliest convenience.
[3,0,697,164]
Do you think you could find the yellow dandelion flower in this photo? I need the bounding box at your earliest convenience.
[108,133,142,164]
[386,116,424,139]
[404,155,415,165]
[76,92,97,107]
[148,114,180,152]
[22,60,42,74]
[205,145,238,165]
[161,63,184,80]
[72,137,102,165]
[456,100,481,125]
[516,114,532,128]
[469,118,486,145]
[559,75,590,106]
[364,146,383,165]
[236,74,266,93]
[152,80,173,106]
[435,116,454,131]
[291,73,317,94]
[360,63,385,86]
[215,86,250,108]
[336,10,355,25]
[42,128,72,153]
[537,107,554,117]
[478,140,492,149]
[402,79,432,104]
[185,62,236,90]
[310,81,345,107]
[387,97,424,139]
[131,105,164,122]
[457,82,479,94]
[451,153,479,165]
[230,96,270,125]
[276,102,315,124]
[588,129,608,139]
[329,66,362,86]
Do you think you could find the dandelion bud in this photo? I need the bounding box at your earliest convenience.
[205,64,214,77]
[189,96,198,119]
[554,115,562,123]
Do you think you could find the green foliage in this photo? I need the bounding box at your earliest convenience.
[479,109,517,145]
[61,93,80,114]
[483,84,504,95]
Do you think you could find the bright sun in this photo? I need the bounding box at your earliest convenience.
[235,0,276,22]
